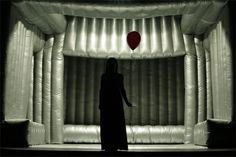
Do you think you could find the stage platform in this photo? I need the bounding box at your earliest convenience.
[1,144,236,157]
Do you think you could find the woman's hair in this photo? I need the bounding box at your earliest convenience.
[106,57,118,73]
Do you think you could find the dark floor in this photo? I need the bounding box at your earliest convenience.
[1,144,236,157]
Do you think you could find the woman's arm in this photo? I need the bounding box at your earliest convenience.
[119,75,132,107]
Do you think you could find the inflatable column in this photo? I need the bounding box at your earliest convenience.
[42,36,54,143]
[183,35,197,143]
[209,20,233,121]
[4,9,34,119]
[203,38,213,119]
[33,49,43,123]
[51,33,65,143]
[27,58,34,121]
[195,37,206,122]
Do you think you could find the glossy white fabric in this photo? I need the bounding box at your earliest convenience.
[13,2,67,34]
[183,35,197,144]
[63,125,185,144]
[195,37,206,123]
[13,1,199,19]
[13,0,227,35]
[4,7,34,119]
[181,0,228,34]
[33,50,43,123]
[32,26,45,52]
[63,16,185,58]
[27,58,34,121]
[42,36,54,143]
[51,33,65,144]
[205,8,233,121]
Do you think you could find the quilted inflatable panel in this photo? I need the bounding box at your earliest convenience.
[194,119,235,148]
[1,119,45,147]
[63,125,185,144]
[64,125,100,143]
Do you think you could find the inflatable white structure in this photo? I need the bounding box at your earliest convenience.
[1,0,235,149]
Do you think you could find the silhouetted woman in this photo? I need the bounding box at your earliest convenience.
[99,58,132,152]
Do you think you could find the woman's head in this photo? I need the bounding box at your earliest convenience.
[106,58,118,73]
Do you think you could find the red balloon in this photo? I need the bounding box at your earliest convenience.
[127,31,141,50]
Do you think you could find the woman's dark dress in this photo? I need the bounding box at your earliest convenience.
[99,73,128,151]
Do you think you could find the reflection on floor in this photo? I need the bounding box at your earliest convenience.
[31,144,207,152]
[1,144,235,157]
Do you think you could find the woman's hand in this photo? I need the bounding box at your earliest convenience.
[127,102,133,107]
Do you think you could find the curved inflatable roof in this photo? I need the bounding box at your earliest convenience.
[12,0,228,35]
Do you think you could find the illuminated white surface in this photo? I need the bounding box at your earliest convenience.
[30,144,208,152]
[63,16,186,58]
